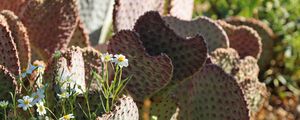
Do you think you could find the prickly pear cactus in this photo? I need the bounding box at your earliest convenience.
[81,47,103,91]
[0,15,21,76]
[210,48,239,74]
[1,10,31,71]
[0,0,25,14]
[149,87,179,120]
[101,95,139,120]
[108,30,173,102]
[225,17,275,71]
[217,20,262,59]
[0,65,18,100]
[163,16,229,52]
[210,48,268,117]
[44,47,86,110]
[113,0,165,31]
[113,0,196,31]
[69,20,90,48]
[134,11,208,84]
[150,64,250,120]
[19,0,79,60]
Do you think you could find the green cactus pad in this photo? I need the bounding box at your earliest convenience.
[108,30,173,102]
[217,20,262,59]
[235,56,260,82]
[0,15,21,76]
[113,0,165,31]
[169,0,194,20]
[236,57,268,116]
[174,64,249,120]
[1,10,31,71]
[0,0,25,14]
[149,87,179,120]
[69,20,90,48]
[210,48,268,116]
[0,65,18,100]
[239,78,268,117]
[210,48,240,74]
[225,17,275,71]
[81,47,103,91]
[19,0,79,60]
[134,11,208,83]
[163,16,229,52]
[101,95,139,120]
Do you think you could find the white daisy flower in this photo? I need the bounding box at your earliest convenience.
[36,102,46,116]
[57,92,70,99]
[59,114,75,120]
[31,88,45,104]
[0,100,8,108]
[112,54,129,68]
[101,53,113,62]
[17,96,33,111]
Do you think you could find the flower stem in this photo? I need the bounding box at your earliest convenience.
[4,108,7,120]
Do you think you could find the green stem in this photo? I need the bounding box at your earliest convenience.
[106,96,110,112]
[84,93,92,119]
[4,108,7,120]
[28,109,34,118]
[46,107,58,120]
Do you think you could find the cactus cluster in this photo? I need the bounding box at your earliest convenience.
[0,0,276,119]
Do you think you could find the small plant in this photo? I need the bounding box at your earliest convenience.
[0,51,131,119]
[96,53,131,113]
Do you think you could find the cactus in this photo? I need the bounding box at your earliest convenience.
[69,20,90,48]
[45,46,86,94]
[149,87,179,120]
[113,0,195,31]
[0,14,21,76]
[18,0,79,60]
[175,64,249,119]
[210,48,239,73]
[81,47,103,91]
[0,0,25,14]
[108,30,173,102]
[225,17,275,72]
[217,20,262,59]
[134,11,208,84]
[1,10,31,71]
[210,48,268,117]
[100,95,139,120]
[113,0,166,31]
[163,16,229,52]
[149,64,250,120]
[0,65,19,100]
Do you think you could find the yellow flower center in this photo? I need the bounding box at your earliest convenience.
[63,115,71,119]
[118,56,125,62]
[38,106,45,111]
[104,55,111,61]
[24,100,30,105]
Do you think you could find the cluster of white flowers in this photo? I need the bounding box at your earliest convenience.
[17,88,46,116]
[101,53,129,68]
